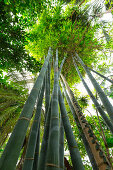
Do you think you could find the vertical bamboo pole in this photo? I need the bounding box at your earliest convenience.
[61,74,112,170]
[37,101,51,170]
[61,80,99,170]
[32,125,40,170]
[0,47,52,170]
[22,83,44,170]
[75,53,113,123]
[59,115,64,169]
[59,87,84,170]
[72,57,113,134]
[46,49,59,170]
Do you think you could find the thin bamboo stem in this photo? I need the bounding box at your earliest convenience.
[61,80,99,170]
[59,86,84,170]
[32,124,40,170]
[46,49,59,170]
[87,66,113,84]
[72,56,113,134]
[59,115,64,169]
[75,53,113,123]
[37,101,51,170]
[61,74,112,170]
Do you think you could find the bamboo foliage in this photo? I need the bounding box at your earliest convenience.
[75,52,113,123]
[72,57,113,134]
[46,49,59,170]
[0,86,27,146]
[60,80,99,170]
[22,83,45,170]
[0,47,52,170]
[58,86,85,170]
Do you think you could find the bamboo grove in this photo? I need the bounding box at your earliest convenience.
[0,48,113,170]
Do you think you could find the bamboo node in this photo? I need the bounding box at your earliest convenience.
[46,163,59,168]
[52,117,59,119]
[55,67,58,72]
[60,142,64,145]
[62,115,67,118]
[18,117,30,121]
[59,166,64,169]
[25,158,34,160]
[32,88,39,91]
[70,145,78,149]
[33,120,38,122]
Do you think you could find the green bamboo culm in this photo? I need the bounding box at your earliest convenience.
[45,49,59,170]
[58,87,84,170]
[60,80,98,170]
[37,63,51,170]
[37,99,52,170]
[61,74,112,169]
[59,115,64,170]
[75,53,113,123]
[45,62,50,120]
[22,83,45,170]
[58,57,66,169]
[58,57,66,78]
[72,57,113,134]
[87,66,113,84]
[0,47,52,170]
[32,124,40,170]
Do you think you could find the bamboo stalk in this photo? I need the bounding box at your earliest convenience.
[45,62,50,120]
[0,47,52,170]
[58,86,84,170]
[59,114,64,169]
[45,49,59,170]
[22,83,44,170]
[72,57,113,134]
[32,124,40,170]
[87,66,113,84]
[58,57,66,78]
[61,74,112,170]
[59,57,66,169]
[37,100,51,169]
[60,80,99,170]
[75,52,113,123]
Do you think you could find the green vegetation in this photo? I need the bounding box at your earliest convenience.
[0,0,113,169]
